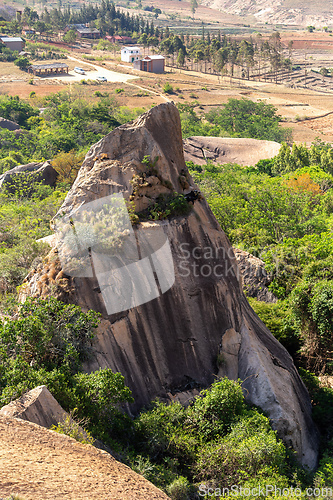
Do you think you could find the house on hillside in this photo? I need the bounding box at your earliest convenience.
[65,24,100,39]
[0,36,24,52]
[106,35,133,45]
[121,46,141,63]
[133,55,165,74]
[76,27,100,39]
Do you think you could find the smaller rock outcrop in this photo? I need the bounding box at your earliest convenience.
[0,116,20,131]
[0,161,58,193]
[183,136,281,166]
[234,248,277,303]
[0,385,66,429]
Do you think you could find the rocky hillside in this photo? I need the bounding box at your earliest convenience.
[22,102,319,469]
[201,0,333,25]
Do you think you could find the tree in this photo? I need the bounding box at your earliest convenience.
[63,29,77,44]
[138,33,148,54]
[205,98,291,143]
[14,56,30,71]
[320,67,329,82]
[190,0,198,19]
[51,149,85,184]
[177,48,185,67]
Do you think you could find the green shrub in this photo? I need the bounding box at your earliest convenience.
[166,476,193,500]
[135,400,189,460]
[163,83,174,94]
[138,193,191,221]
[51,408,95,445]
[194,412,286,488]
[248,298,300,359]
[187,378,247,440]
[0,297,100,372]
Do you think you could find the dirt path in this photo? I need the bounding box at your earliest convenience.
[47,56,138,83]
[0,416,169,500]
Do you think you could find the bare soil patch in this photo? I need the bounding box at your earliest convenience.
[3,51,333,144]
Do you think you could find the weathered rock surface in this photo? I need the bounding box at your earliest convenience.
[0,416,170,500]
[0,160,57,192]
[0,385,67,428]
[0,116,20,131]
[22,102,319,469]
[183,136,281,167]
[233,248,277,303]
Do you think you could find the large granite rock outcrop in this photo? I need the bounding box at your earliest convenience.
[22,103,318,469]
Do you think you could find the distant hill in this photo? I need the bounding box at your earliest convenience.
[0,4,16,21]
[200,0,333,26]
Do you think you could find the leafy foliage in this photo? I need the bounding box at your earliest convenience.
[0,297,99,371]
[0,188,66,294]
[0,95,38,127]
[138,193,191,221]
[206,98,292,143]
[51,408,95,445]
[0,296,133,445]
[178,98,290,142]
[131,379,293,496]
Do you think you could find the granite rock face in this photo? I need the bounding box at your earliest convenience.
[22,103,319,469]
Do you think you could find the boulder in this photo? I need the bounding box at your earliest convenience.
[22,102,319,468]
[0,116,20,131]
[0,385,66,428]
[233,247,277,303]
[183,136,281,166]
[0,160,58,193]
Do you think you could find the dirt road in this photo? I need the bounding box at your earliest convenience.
[46,56,138,83]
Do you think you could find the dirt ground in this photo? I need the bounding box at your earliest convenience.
[0,416,169,500]
[2,43,333,144]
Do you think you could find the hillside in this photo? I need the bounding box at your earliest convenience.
[200,0,333,25]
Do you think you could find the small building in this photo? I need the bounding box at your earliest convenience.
[65,24,100,39]
[133,55,165,74]
[76,27,100,39]
[0,36,24,52]
[106,35,133,45]
[121,46,141,63]
[28,62,69,76]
